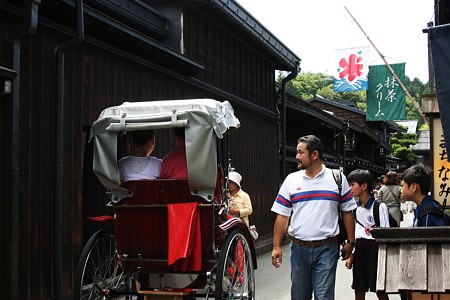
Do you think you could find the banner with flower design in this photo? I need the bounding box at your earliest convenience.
[334,46,370,92]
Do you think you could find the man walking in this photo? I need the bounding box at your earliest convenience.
[271,135,357,300]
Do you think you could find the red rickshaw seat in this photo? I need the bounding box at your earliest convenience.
[114,179,216,272]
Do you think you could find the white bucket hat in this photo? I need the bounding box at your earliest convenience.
[228,171,242,188]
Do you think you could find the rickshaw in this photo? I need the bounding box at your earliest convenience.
[74,99,257,299]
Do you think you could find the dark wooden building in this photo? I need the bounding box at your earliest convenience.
[307,95,404,177]
[0,1,301,299]
[0,1,405,299]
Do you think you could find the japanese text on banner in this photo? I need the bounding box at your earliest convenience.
[367,63,406,121]
[433,118,450,205]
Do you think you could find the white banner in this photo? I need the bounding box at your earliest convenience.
[334,46,370,92]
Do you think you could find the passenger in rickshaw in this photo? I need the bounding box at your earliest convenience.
[227,171,253,227]
[160,127,188,179]
[118,130,162,182]
[78,100,255,299]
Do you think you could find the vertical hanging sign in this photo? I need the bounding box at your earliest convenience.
[433,118,450,205]
[430,24,450,160]
[334,46,369,92]
[366,63,406,121]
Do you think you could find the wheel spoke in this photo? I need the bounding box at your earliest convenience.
[216,229,255,300]
[75,230,132,300]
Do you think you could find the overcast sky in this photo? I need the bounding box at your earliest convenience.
[236,0,435,83]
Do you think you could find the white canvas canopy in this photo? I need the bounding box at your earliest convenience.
[89,99,241,202]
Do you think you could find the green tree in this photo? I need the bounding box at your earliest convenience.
[282,72,367,103]
[419,123,430,130]
[281,72,333,100]
[279,72,430,125]
[317,84,366,105]
[404,76,431,126]
[390,131,417,164]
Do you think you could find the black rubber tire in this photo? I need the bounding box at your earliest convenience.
[74,229,132,299]
[215,228,255,299]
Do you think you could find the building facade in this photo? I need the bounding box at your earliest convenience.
[0,1,406,298]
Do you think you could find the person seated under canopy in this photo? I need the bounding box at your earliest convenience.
[119,130,162,182]
[160,127,188,179]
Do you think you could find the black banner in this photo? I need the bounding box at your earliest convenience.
[430,24,450,160]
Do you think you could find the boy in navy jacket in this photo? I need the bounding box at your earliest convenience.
[401,164,447,227]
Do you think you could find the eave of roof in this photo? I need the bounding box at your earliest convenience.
[25,0,205,76]
[396,120,418,133]
[308,95,404,132]
[204,0,301,71]
[37,0,300,73]
[286,101,344,130]
[83,4,204,72]
[285,102,389,149]
[308,95,365,115]
[0,65,17,79]
[348,119,391,150]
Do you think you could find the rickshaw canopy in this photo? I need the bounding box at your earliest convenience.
[89,99,240,202]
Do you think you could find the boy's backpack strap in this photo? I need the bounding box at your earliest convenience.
[332,169,342,200]
[332,169,347,245]
[354,201,381,228]
[372,200,398,227]
[373,200,381,227]
[418,200,450,225]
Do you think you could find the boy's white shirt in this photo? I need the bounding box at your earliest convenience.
[354,198,390,240]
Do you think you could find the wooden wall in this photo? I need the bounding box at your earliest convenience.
[0,2,282,298]
[183,5,275,110]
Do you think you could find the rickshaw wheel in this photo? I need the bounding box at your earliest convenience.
[215,228,255,300]
[74,229,132,300]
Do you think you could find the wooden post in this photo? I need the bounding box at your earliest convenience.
[344,6,429,125]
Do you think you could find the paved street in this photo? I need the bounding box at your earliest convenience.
[255,243,401,300]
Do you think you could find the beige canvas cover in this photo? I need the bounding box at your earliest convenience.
[89,99,240,202]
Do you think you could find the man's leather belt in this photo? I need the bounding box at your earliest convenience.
[289,235,337,248]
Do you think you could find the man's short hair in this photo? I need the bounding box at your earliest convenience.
[347,169,373,191]
[402,164,432,195]
[298,135,323,160]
